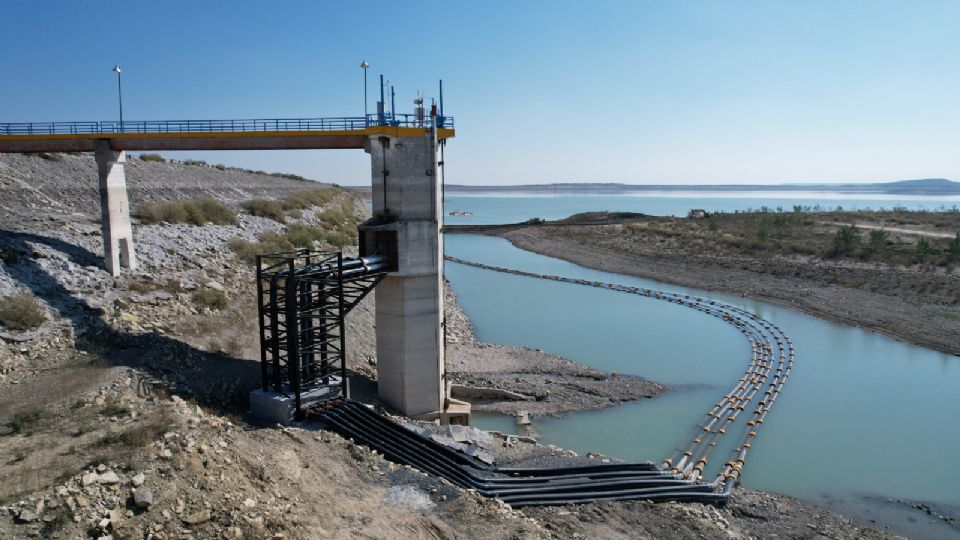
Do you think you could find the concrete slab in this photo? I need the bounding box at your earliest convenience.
[249,378,342,425]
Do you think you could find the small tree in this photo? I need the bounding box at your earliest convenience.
[139,153,165,162]
[832,225,860,256]
[868,228,890,251]
[756,227,769,242]
[914,238,933,262]
[0,293,45,331]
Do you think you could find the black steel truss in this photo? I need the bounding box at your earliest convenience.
[256,249,390,418]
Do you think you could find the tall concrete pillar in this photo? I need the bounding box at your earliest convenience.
[94,141,137,276]
[365,129,445,418]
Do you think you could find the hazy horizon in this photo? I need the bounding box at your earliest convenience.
[339,177,958,188]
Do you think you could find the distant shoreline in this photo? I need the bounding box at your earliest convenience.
[444,178,960,196]
[448,210,960,357]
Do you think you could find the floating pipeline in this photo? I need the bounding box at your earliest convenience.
[307,257,795,507]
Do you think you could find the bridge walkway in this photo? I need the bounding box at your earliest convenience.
[0,115,454,153]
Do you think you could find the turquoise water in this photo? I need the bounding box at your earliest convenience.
[444,233,960,533]
[444,191,960,224]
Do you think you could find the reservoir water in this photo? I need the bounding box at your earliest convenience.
[441,192,960,537]
[445,191,960,225]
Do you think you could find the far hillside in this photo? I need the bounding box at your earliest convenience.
[445,178,960,195]
[0,152,333,223]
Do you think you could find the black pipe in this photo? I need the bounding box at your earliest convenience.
[258,254,796,507]
[322,404,700,497]
[317,402,730,507]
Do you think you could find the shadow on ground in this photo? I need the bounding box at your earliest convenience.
[0,230,377,421]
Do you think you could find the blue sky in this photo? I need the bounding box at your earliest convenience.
[2,1,958,186]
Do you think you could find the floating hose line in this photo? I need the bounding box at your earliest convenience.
[307,256,795,507]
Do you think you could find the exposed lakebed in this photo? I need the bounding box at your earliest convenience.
[445,232,960,538]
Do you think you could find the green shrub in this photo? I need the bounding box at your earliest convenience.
[324,230,357,248]
[127,280,154,293]
[139,153,166,162]
[241,199,286,223]
[756,227,769,242]
[214,164,227,171]
[101,400,130,418]
[10,408,46,435]
[951,232,960,256]
[832,225,861,256]
[0,293,45,331]
[191,288,229,310]
[915,238,934,262]
[317,209,349,228]
[183,159,208,167]
[229,230,296,263]
[868,229,890,250]
[227,238,259,264]
[286,223,325,248]
[280,189,337,211]
[96,413,172,447]
[137,199,237,226]
[270,172,307,181]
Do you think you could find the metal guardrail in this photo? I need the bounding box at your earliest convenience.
[0,114,453,136]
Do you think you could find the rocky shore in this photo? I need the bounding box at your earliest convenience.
[445,286,663,416]
[0,153,908,539]
[489,219,959,357]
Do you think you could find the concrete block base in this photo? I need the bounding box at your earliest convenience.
[439,398,472,426]
[249,389,297,425]
[249,378,342,425]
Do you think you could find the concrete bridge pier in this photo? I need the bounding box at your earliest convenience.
[362,125,467,422]
[94,141,137,276]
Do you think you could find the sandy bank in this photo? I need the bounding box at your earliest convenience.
[496,226,959,357]
[443,283,664,416]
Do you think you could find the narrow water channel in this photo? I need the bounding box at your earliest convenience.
[445,233,960,536]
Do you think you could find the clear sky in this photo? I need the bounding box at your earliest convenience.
[2,1,958,186]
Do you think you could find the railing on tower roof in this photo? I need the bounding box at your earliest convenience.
[0,114,453,136]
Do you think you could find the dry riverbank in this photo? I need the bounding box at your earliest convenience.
[444,284,664,416]
[0,153,913,539]
[474,212,960,357]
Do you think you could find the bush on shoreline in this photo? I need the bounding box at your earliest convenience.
[616,209,960,270]
[137,199,237,226]
[190,288,229,311]
[228,231,296,263]
[241,199,286,223]
[228,223,358,264]
[240,189,343,223]
[0,292,46,331]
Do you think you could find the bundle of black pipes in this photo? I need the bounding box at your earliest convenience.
[303,256,795,507]
[310,400,724,507]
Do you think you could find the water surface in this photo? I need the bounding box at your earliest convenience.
[444,191,960,224]
[445,233,960,536]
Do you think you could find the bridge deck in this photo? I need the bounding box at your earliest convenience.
[0,115,454,153]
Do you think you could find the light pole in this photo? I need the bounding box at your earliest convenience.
[112,64,124,133]
[361,60,369,126]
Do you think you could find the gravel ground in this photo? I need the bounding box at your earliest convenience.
[497,224,960,357]
[444,285,663,416]
[0,153,920,539]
